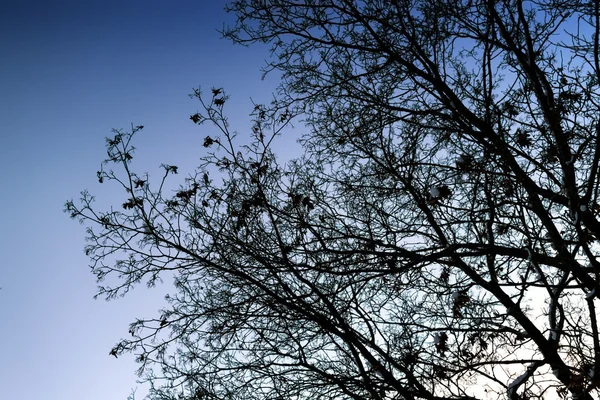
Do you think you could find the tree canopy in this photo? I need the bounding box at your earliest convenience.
[67,1,600,399]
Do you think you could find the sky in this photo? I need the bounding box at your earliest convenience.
[0,2,595,400]
[0,1,290,399]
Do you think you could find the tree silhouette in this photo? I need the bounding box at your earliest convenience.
[67,1,600,399]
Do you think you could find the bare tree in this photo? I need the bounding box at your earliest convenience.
[67,1,600,399]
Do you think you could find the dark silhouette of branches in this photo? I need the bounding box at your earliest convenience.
[67,1,600,399]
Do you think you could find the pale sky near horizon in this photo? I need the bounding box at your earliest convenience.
[0,1,289,399]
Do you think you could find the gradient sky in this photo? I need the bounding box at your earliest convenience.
[0,1,288,399]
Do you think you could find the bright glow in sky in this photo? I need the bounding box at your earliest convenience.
[0,1,285,398]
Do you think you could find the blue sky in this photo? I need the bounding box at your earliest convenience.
[0,1,286,398]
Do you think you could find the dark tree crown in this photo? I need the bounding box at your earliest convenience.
[67,1,600,400]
